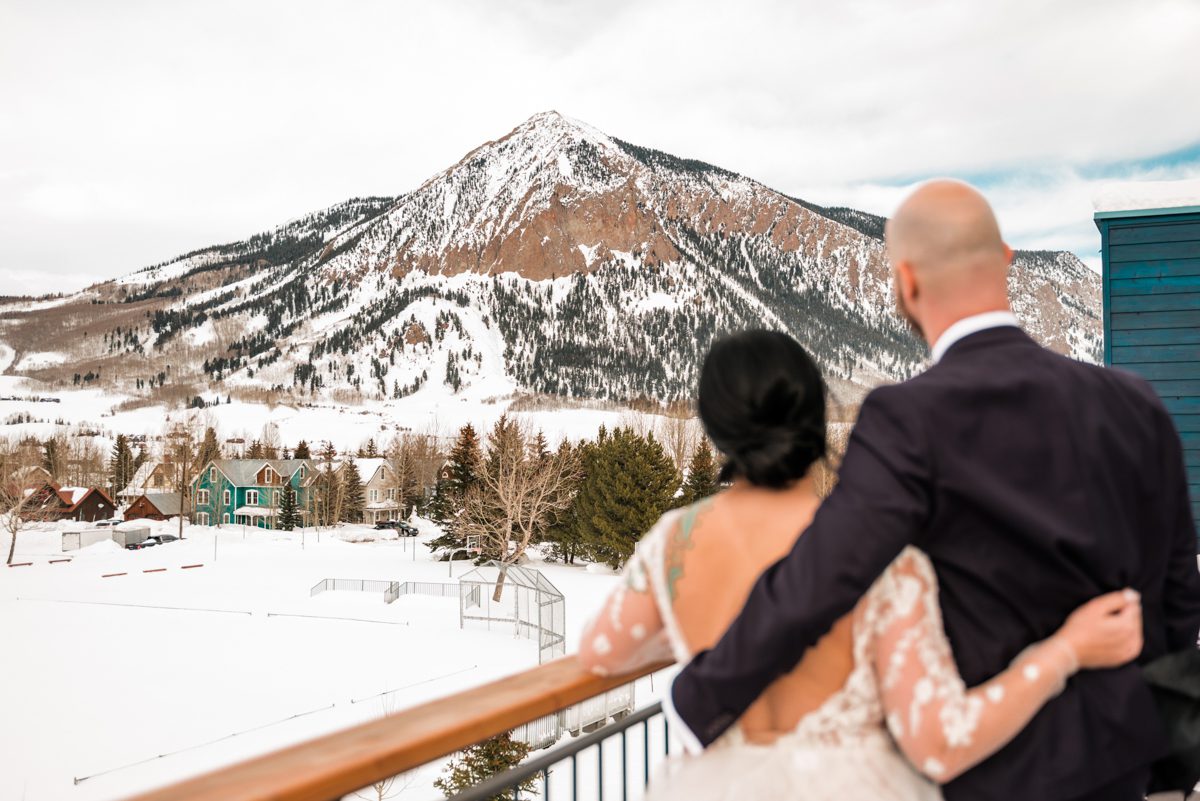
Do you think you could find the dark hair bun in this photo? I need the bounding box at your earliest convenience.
[697,330,827,489]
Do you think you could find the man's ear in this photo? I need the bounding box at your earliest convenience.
[896,260,918,303]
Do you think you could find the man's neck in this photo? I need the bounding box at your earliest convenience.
[928,308,1021,364]
[922,304,1013,351]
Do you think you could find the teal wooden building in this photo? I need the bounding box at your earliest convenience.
[190,459,315,528]
[1096,180,1200,539]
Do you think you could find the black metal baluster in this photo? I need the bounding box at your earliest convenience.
[621,729,628,801]
[542,766,549,801]
[571,752,578,801]
[597,740,604,801]
[663,715,669,756]
[642,719,650,787]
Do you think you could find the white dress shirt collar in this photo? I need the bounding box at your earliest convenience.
[930,311,1021,364]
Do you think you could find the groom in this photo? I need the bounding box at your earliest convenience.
[667,181,1200,801]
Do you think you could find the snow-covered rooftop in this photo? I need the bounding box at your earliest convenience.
[1093,178,1200,215]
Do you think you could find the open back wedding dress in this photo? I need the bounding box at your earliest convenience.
[583,505,1081,801]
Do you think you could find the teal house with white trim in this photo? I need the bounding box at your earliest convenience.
[1095,179,1200,543]
[190,459,316,528]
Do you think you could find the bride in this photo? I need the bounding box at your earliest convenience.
[579,330,1143,800]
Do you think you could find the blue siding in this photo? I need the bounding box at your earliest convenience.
[1098,210,1200,548]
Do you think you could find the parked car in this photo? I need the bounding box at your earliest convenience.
[93,518,123,528]
[397,522,418,537]
[126,534,179,551]
[372,522,394,531]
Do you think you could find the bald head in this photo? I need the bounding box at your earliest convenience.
[884,180,1013,345]
[886,180,1008,273]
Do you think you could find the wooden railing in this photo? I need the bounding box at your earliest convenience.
[122,656,672,801]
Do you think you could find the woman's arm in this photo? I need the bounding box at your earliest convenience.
[578,525,673,676]
[872,551,1141,783]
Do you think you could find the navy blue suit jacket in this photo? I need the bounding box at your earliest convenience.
[670,327,1200,800]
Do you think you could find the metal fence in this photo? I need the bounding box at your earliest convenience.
[444,702,670,801]
[310,578,398,597]
[395,581,460,599]
[310,579,460,604]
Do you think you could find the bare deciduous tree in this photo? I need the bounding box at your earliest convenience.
[458,417,581,601]
[656,415,699,474]
[1,468,55,565]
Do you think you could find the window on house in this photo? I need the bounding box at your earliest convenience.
[299,465,306,479]
[209,466,216,482]
[247,489,259,506]
[196,489,210,506]
[197,512,210,525]
[223,489,231,507]
[370,489,379,502]
[222,513,230,524]
[387,488,396,501]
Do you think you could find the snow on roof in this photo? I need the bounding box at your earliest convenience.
[59,486,89,505]
[459,561,563,597]
[336,458,389,481]
[232,506,276,517]
[1093,178,1200,214]
[119,461,160,496]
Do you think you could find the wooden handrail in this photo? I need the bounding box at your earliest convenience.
[122,656,672,801]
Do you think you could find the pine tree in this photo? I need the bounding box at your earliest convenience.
[109,434,135,496]
[363,438,379,458]
[428,477,454,526]
[340,461,365,523]
[433,733,534,801]
[196,427,221,473]
[677,439,720,506]
[543,440,587,563]
[572,427,678,569]
[247,440,265,459]
[294,440,311,460]
[133,443,149,472]
[277,480,298,531]
[446,424,482,499]
[42,438,63,480]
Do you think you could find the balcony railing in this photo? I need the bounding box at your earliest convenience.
[121,656,673,801]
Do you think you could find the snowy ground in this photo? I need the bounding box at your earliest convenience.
[0,368,677,455]
[1,517,664,801]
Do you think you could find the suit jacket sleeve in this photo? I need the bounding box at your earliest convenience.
[1156,400,1200,651]
[669,384,934,748]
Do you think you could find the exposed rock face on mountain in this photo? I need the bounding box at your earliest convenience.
[0,111,1101,408]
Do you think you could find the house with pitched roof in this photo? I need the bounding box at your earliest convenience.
[20,484,117,522]
[190,459,316,528]
[118,460,177,501]
[339,458,403,524]
[124,492,183,521]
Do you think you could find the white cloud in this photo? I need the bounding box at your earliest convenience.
[2,0,1199,294]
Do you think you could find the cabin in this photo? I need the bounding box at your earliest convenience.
[124,492,183,521]
[1095,178,1200,545]
[21,484,116,522]
[190,459,315,528]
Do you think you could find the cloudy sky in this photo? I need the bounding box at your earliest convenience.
[3,0,1199,295]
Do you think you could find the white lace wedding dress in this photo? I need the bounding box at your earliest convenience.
[583,507,1080,801]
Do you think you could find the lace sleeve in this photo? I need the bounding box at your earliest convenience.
[869,550,1079,783]
[578,521,673,677]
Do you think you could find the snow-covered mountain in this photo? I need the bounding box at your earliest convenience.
[0,111,1101,409]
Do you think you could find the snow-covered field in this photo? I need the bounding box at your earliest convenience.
[0,366,674,454]
[1,517,659,801]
